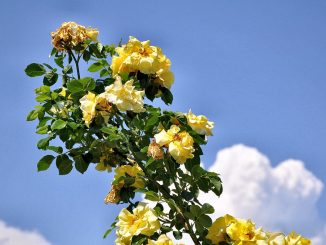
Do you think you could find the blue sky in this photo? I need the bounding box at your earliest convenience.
[0,0,326,244]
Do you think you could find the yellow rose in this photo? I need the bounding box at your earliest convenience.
[154,125,194,164]
[155,68,174,89]
[110,36,174,89]
[147,234,174,245]
[285,232,311,245]
[154,125,180,146]
[79,92,112,127]
[207,215,267,245]
[116,203,161,243]
[79,92,97,127]
[168,131,194,164]
[113,164,145,189]
[186,110,214,136]
[51,21,98,51]
[226,218,257,241]
[103,76,145,113]
[207,214,235,244]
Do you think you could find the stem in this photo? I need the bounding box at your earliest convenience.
[69,50,81,79]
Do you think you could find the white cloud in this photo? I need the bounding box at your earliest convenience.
[0,220,51,245]
[199,144,324,239]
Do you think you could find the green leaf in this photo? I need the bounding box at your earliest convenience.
[88,62,103,72]
[161,87,173,105]
[47,146,63,154]
[210,176,223,196]
[67,77,95,94]
[191,165,205,179]
[83,50,91,61]
[68,122,79,130]
[100,69,109,77]
[54,56,64,68]
[51,119,67,130]
[36,94,52,102]
[144,191,160,201]
[131,237,147,245]
[50,48,57,57]
[36,125,48,134]
[103,226,116,239]
[25,63,46,77]
[26,110,38,121]
[197,178,210,192]
[43,63,54,70]
[56,154,73,175]
[63,65,73,74]
[101,125,117,135]
[37,137,51,150]
[190,205,201,217]
[173,231,183,240]
[195,222,205,234]
[43,71,58,86]
[145,114,159,130]
[35,85,51,94]
[133,152,147,161]
[37,155,55,171]
[198,214,212,228]
[144,157,155,168]
[181,190,194,201]
[74,155,89,174]
[201,203,215,214]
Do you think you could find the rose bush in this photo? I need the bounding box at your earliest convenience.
[25,22,311,245]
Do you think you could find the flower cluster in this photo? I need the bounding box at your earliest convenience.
[51,21,98,51]
[154,125,194,164]
[115,203,160,244]
[111,36,174,89]
[207,214,311,245]
[79,76,144,127]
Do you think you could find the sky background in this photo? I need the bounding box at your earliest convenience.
[0,0,326,244]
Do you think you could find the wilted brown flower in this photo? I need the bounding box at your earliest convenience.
[104,185,121,204]
[51,21,98,51]
[147,140,164,160]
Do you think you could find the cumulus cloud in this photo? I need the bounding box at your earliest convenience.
[0,220,51,245]
[198,144,324,240]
